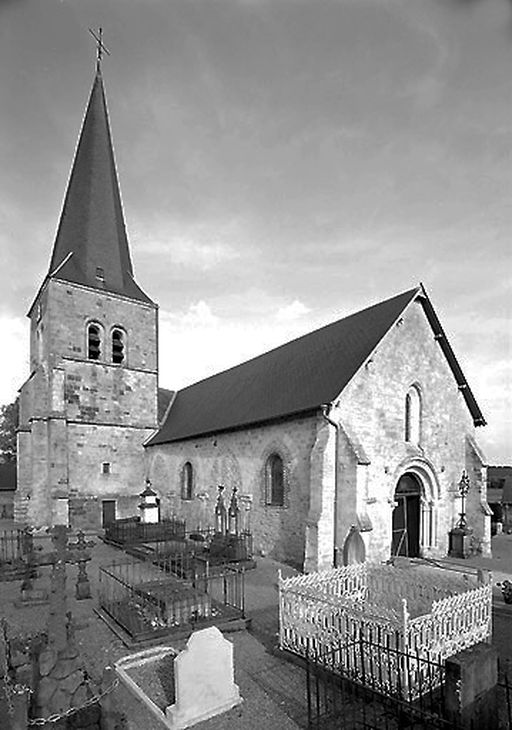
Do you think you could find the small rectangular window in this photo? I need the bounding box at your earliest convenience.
[101,462,111,475]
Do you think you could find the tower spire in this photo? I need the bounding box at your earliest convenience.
[45,54,152,304]
[88,27,110,74]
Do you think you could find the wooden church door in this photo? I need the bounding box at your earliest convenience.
[391,474,421,557]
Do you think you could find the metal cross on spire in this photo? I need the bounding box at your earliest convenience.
[88,27,111,73]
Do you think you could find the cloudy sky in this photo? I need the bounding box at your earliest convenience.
[1,0,510,462]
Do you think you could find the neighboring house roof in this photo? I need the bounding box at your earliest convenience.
[157,388,175,424]
[147,286,485,446]
[30,70,152,314]
[0,462,16,492]
[492,466,512,503]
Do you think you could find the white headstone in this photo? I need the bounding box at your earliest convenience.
[165,626,241,729]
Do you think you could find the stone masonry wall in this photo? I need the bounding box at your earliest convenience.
[30,279,158,373]
[146,415,318,568]
[336,298,489,561]
[67,424,155,530]
[16,278,159,528]
[146,298,488,569]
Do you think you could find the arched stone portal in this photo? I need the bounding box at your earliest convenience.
[391,473,422,558]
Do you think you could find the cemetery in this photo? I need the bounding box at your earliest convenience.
[97,557,246,644]
[1,493,512,728]
[279,561,493,702]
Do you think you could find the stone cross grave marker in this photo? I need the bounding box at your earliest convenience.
[20,525,94,606]
[166,625,242,729]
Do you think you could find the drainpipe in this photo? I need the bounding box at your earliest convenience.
[321,403,340,568]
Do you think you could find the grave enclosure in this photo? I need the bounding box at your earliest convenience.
[279,561,492,701]
[97,486,251,645]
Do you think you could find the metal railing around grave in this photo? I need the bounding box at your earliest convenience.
[98,558,245,642]
[279,562,492,702]
[147,527,254,573]
[306,645,512,730]
[0,529,25,566]
[499,663,512,730]
[305,633,454,730]
[103,516,186,545]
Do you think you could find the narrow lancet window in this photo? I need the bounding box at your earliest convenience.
[266,453,284,506]
[112,328,125,364]
[181,462,193,500]
[405,385,421,445]
[87,323,102,360]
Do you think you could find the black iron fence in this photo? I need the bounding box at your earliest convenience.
[0,529,26,566]
[98,558,245,642]
[149,528,254,573]
[306,637,449,728]
[305,635,512,730]
[499,663,512,730]
[103,516,186,545]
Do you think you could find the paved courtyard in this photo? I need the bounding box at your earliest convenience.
[1,529,512,728]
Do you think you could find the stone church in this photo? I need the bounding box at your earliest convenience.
[16,67,491,572]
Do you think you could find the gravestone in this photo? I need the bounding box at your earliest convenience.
[18,525,94,605]
[165,626,241,729]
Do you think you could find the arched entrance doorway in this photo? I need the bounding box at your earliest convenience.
[391,473,421,557]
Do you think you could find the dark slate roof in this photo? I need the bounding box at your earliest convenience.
[157,388,175,424]
[44,70,152,305]
[147,286,486,447]
[147,288,420,445]
[0,462,16,492]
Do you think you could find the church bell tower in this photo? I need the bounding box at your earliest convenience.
[16,53,158,529]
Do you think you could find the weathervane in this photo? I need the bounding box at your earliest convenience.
[88,27,111,72]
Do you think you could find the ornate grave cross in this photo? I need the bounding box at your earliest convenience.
[48,525,95,600]
[215,485,227,534]
[228,487,240,536]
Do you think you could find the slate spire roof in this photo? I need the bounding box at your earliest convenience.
[147,286,485,447]
[46,69,152,304]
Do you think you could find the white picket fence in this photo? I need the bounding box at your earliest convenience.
[278,562,492,699]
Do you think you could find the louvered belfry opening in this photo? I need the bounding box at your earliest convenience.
[87,323,101,360]
[112,328,124,364]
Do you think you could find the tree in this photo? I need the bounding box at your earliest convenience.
[0,398,19,463]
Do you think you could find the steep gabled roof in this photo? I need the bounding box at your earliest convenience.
[157,388,175,425]
[147,286,486,447]
[43,70,152,305]
[147,288,423,445]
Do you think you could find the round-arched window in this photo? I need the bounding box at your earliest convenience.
[405,386,421,445]
[181,462,193,501]
[265,453,284,506]
[112,328,125,364]
[87,323,102,360]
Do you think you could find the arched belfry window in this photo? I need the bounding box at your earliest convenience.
[405,385,421,445]
[112,328,125,364]
[87,323,102,361]
[266,453,284,506]
[181,462,193,501]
